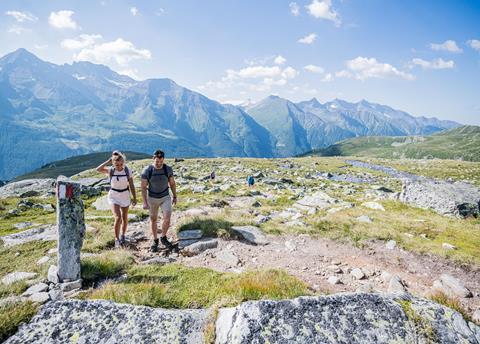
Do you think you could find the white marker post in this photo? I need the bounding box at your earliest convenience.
[56,177,85,282]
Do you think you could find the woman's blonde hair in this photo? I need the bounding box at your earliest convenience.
[112,150,126,162]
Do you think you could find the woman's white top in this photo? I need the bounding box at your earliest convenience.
[107,167,131,207]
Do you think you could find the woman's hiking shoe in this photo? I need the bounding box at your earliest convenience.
[114,239,121,249]
[120,235,126,246]
[150,238,159,252]
[160,236,175,250]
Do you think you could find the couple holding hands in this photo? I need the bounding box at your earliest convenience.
[96,149,177,252]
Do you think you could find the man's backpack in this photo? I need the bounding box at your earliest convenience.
[146,164,170,197]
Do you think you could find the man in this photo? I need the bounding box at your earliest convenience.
[141,150,177,252]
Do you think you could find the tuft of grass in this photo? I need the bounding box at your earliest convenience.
[0,281,29,298]
[81,250,135,286]
[398,300,438,343]
[0,301,38,342]
[429,291,471,322]
[0,240,56,277]
[82,219,116,252]
[83,264,309,309]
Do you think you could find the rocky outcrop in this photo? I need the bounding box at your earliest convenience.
[400,180,480,218]
[0,179,55,198]
[4,299,208,344]
[216,293,480,344]
[0,225,57,247]
[5,294,480,343]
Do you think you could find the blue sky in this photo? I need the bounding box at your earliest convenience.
[1,0,479,124]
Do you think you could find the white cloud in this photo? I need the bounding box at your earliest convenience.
[61,34,102,50]
[5,10,37,22]
[467,39,480,51]
[306,0,340,26]
[430,40,462,53]
[130,7,139,16]
[34,44,48,50]
[7,26,30,34]
[338,56,415,80]
[304,64,324,73]
[274,55,286,65]
[321,73,334,82]
[289,2,300,16]
[49,10,78,29]
[227,65,282,79]
[155,8,165,16]
[118,68,140,80]
[298,33,317,44]
[411,58,454,70]
[74,38,152,66]
[281,66,298,79]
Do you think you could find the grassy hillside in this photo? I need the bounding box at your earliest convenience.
[13,151,151,181]
[304,125,480,161]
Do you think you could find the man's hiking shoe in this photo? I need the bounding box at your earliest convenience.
[114,239,121,249]
[160,236,175,250]
[151,238,159,252]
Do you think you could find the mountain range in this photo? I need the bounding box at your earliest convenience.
[0,48,459,180]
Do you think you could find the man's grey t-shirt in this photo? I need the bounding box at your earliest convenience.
[141,164,173,199]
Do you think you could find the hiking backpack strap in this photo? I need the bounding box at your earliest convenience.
[125,165,130,179]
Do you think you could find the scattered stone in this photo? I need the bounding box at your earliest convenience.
[211,199,229,208]
[327,276,341,285]
[362,201,385,211]
[22,283,49,297]
[184,208,208,217]
[60,279,82,292]
[1,272,37,285]
[385,240,397,250]
[4,299,208,344]
[356,283,376,293]
[36,256,50,265]
[442,243,457,250]
[91,195,110,211]
[47,265,59,284]
[216,250,240,267]
[350,268,365,280]
[182,239,218,256]
[473,310,480,324]
[356,215,373,223]
[388,276,408,294]
[328,265,342,274]
[380,271,392,283]
[48,288,64,302]
[28,292,50,304]
[230,226,268,245]
[400,179,480,218]
[140,257,174,265]
[13,222,34,230]
[294,191,345,211]
[255,215,271,225]
[433,274,473,298]
[284,240,297,252]
[47,248,58,255]
[178,230,203,240]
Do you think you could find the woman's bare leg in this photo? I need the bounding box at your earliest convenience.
[111,204,122,240]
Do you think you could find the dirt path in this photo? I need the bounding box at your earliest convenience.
[125,215,480,316]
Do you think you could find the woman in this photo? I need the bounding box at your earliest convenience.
[96,151,137,248]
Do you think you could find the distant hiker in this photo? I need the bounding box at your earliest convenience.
[247,175,255,187]
[141,149,177,252]
[96,151,137,248]
[210,170,216,184]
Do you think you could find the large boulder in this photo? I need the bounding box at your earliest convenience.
[0,225,57,247]
[0,179,55,199]
[400,180,480,218]
[4,299,208,344]
[215,293,480,344]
